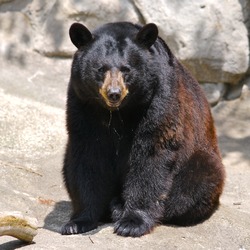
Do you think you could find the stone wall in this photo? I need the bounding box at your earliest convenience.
[0,0,249,106]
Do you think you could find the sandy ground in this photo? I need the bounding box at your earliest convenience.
[0,54,249,249]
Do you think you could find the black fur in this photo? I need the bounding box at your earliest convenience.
[61,22,225,237]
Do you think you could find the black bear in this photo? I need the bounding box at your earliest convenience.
[61,22,225,237]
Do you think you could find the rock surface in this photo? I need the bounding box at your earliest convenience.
[0,52,250,249]
[134,0,249,84]
[0,0,249,86]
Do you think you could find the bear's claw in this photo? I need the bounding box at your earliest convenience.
[61,221,97,235]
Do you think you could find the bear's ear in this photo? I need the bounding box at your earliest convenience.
[136,23,158,49]
[69,23,93,49]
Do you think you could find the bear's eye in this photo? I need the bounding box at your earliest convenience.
[120,66,131,73]
[98,66,106,73]
[96,65,109,74]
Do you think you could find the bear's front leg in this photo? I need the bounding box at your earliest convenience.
[61,140,114,235]
[61,179,101,236]
[114,209,156,237]
[114,151,173,237]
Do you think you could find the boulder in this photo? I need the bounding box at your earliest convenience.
[200,83,226,106]
[0,0,140,57]
[134,0,249,85]
[0,0,249,87]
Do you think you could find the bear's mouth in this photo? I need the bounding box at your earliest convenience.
[99,93,128,110]
[106,100,124,109]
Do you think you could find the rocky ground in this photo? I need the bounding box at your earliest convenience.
[0,53,249,249]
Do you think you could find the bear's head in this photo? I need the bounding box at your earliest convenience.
[69,22,160,111]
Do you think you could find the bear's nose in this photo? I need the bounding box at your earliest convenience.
[107,88,121,102]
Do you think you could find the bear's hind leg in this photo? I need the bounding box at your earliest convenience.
[164,151,225,226]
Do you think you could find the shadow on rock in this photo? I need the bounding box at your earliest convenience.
[0,240,34,250]
[43,200,72,233]
[44,200,113,236]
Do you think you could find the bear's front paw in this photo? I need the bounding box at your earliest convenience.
[61,220,97,235]
[114,210,155,237]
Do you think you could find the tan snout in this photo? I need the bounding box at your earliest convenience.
[99,70,128,109]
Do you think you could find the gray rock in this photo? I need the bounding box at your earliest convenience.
[25,0,140,56]
[0,0,249,86]
[0,0,140,57]
[239,0,250,32]
[201,83,226,106]
[134,0,249,84]
[0,11,33,61]
[240,76,250,98]
[224,81,244,100]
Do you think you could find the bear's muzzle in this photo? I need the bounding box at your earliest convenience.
[99,70,129,109]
